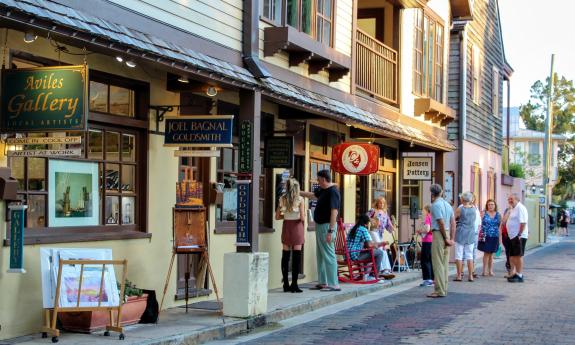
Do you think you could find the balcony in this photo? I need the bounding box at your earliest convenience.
[355,29,398,105]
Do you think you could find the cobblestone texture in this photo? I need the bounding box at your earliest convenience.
[238,238,575,345]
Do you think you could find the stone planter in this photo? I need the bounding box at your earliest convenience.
[58,294,148,333]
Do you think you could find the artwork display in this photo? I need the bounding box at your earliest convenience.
[49,160,99,227]
[40,248,120,309]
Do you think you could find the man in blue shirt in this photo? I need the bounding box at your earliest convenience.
[428,184,455,298]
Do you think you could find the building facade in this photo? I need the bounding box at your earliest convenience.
[446,0,513,211]
[0,0,470,339]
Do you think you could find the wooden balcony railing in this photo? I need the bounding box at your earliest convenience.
[355,29,398,105]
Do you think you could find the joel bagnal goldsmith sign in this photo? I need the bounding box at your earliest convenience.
[164,115,233,147]
[1,65,88,132]
[236,180,251,247]
[402,157,433,180]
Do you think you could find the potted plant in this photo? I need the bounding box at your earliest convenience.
[58,280,149,333]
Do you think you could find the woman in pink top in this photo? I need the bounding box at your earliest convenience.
[417,204,434,286]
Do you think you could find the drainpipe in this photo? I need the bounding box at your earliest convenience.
[458,26,467,196]
[243,0,271,78]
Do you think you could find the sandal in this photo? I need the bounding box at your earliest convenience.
[309,284,327,290]
[468,278,474,282]
[453,277,463,282]
[320,286,342,292]
[427,293,445,298]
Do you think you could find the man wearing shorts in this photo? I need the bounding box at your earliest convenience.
[506,193,528,283]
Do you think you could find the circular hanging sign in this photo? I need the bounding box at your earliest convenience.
[331,142,379,175]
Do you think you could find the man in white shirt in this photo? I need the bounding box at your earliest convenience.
[505,193,528,283]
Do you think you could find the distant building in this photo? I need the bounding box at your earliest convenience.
[503,107,568,193]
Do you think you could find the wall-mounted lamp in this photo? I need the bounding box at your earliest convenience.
[206,86,218,97]
[177,76,190,84]
[410,141,415,148]
[115,56,124,63]
[23,31,37,43]
[125,60,136,68]
[345,123,352,127]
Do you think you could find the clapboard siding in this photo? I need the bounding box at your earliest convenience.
[447,31,461,141]
[448,0,506,154]
[107,0,243,51]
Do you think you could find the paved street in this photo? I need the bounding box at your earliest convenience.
[215,237,575,345]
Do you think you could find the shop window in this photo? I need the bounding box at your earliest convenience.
[401,179,420,209]
[216,147,239,223]
[309,126,341,161]
[470,164,482,207]
[487,169,496,202]
[89,81,135,117]
[372,172,395,215]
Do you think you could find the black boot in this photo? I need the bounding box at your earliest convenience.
[281,250,290,292]
[290,250,303,293]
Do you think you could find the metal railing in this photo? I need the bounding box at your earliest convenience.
[355,29,398,104]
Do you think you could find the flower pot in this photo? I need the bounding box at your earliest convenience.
[58,294,148,333]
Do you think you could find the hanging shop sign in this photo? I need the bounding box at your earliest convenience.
[239,120,253,174]
[402,157,433,180]
[331,142,379,175]
[7,148,82,158]
[164,115,233,147]
[264,136,294,168]
[236,180,251,247]
[1,65,88,132]
[7,204,27,273]
[6,136,82,145]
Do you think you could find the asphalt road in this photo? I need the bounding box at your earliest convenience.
[213,236,575,345]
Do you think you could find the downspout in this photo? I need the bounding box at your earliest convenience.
[458,26,467,196]
[243,0,271,78]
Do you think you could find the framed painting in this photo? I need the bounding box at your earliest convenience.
[48,160,99,227]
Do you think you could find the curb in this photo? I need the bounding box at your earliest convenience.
[141,273,422,345]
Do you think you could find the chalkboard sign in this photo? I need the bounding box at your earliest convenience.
[264,136,294,168]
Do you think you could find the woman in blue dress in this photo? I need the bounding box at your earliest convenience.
[477,199,501,276]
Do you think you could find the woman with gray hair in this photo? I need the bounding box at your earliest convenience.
[454,192,477,282]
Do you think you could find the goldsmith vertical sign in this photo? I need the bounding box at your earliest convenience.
[1,65,88,132]
[8,205,27,273]
[236,180,251,246]
[239,120,253,173]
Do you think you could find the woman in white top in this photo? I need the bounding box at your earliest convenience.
[275,178,305,293]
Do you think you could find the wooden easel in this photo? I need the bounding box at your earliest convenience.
[42,259,128,343]
[159,207,222,319]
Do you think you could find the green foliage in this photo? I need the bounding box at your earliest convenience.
[553,141,575,200]
[519,74,575,134]
[117,279,143,297]
[508,163,525,178]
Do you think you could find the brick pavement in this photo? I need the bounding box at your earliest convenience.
[234,238,575,345]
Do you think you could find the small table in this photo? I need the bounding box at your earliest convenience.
[392,242,411,272]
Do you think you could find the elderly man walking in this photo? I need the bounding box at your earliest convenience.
[428,184,455,298]
[506,193,528,283]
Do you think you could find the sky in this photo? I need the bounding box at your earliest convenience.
[498,0,575,107]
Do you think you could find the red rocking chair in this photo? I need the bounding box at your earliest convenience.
[335,219,380,284]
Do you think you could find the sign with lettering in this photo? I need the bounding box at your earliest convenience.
[8,205,27,273]
[402,157,432,180]
[444,171,455,205]
[264,136,294,168]
[164,115,233,147]
[331,142,379,175]
[239,120,253,173]
[7,148,82,157]
[6,136,82,145]
[1,65,88,132]
[236,180,251,247]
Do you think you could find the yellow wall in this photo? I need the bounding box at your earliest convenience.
[107,0,243,51]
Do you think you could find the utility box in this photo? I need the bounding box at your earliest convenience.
[0,167,18,201]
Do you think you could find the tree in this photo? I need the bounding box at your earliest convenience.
[520,74,575,201]
[519,74,575,134]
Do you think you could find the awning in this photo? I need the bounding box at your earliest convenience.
[0,0,455,152]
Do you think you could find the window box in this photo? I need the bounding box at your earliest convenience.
[264,26,350,82]
[414,97,456,125]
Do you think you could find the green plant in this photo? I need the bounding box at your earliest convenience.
[508,163,526,178]
[118,279,143,298]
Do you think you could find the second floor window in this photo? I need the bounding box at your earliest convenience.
[528,141,540,166]
[471,45,481,104]
[263,0,334,46]
[492,67,500,116]
[413,9,444,101]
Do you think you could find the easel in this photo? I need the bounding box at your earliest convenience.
[42,259,128,343]
[159,207,222,318]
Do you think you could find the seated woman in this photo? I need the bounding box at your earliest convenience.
[347,214,386,281]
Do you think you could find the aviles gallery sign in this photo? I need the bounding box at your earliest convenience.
[164,115,233,147]
[1,65,88,132]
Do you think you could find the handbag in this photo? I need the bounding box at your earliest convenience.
[495,244,502,258]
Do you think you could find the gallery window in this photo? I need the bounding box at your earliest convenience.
[413,9,444,102]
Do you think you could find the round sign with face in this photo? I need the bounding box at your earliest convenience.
[341,144,368,173]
